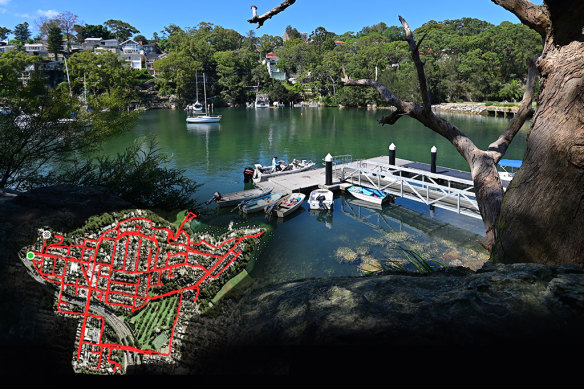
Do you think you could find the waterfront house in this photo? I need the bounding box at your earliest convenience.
[262,52,286,81]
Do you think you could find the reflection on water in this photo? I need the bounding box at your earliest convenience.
[100,108,517,287]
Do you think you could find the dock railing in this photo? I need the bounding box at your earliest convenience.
[339,159,481,219]
[324,154,352,176]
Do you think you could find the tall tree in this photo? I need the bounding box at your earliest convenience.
[34,16,60,39]
[77,24,114,41]
[13,22,31,43]
[47,25,64,61]
[248,0,584,268]
[104,19,140,42]
[0,26,11,41]
[57,11,81,55]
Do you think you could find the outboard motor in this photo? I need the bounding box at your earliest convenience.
[317,194,326,209]
[243,167,254,183]
[205,192,222,205]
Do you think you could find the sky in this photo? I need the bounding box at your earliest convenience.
[0,0,543,39]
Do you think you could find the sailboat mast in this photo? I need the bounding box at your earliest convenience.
[195,71,199,102]
[203,73,207,114]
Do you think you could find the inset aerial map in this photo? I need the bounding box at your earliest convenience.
[20,210,263,374]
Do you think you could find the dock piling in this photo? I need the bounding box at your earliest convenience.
[389,143,396,165]
[325,153,333,185]
[431,146,437,174]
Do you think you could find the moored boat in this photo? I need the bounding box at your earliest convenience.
[347,186,389,205]
[207,186,273,208]
[239,193,283,214]
[265,193,306,218]
[498,159,522,181]
[252,159,315,183]
[308,189,334,210]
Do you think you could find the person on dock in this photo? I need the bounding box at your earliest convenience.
[272,156,278,172]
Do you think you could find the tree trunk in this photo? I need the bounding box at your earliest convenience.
[493,25,584,266]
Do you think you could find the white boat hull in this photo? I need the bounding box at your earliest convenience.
[347,186,388,205]
[186,115,221,123]
[252,161,315,183]
[308,189,334,210]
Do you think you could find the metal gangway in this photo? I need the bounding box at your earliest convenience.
[338,158,481,219]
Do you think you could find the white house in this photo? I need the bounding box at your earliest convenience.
[262,52,286,81]
[120,39,144,70]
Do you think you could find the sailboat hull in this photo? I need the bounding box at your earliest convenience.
[186,116,221,123]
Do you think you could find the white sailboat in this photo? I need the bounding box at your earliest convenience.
[186,71,204,112]
[186,73,221,123]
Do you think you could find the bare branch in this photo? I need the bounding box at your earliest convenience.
[487,55,539,162]
[248,0,296,28]
[399,16,432,112]
[491,0,551,37]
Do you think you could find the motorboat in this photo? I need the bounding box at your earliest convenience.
[239,192,283,214]
[347,186,389,206]
[498,159,522,181]
[265,193,306,218]
[308,189,334,210]
[206,186,273,208]
[255,93,270,108]
[252,159,315,183]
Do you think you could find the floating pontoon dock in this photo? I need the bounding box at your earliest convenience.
[254,155,513,220]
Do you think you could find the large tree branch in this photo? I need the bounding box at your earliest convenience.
[487,55,540,162]
[399,16,432,112]
[491,0,551,37]
[248,0,296,28]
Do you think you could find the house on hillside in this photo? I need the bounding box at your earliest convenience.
[262,52,286,81]
[145,53,166,76]
[120,39,144,70]
[24,42,48,57]
[19,61,65,87]
[0,41,14,53]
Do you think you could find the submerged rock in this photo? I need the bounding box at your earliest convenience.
[334,247,359,263]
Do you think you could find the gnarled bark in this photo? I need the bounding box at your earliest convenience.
[494,34,584,265]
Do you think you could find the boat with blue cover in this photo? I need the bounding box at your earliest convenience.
[347,186,389,205]
[498,159,522,181]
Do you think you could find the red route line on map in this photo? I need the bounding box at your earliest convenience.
[29,212,262,372]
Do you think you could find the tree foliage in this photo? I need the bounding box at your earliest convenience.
[104,19,140,42]
[13,22,31,43]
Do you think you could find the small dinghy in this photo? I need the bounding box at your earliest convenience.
[238,193,283,214]
[308,189,334,210]
[265,193,306,218]
[207,187,273,208]
[347,186,389,205]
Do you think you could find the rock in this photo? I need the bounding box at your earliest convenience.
[182,262,584,374]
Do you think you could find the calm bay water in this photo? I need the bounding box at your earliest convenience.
[101,107,529,286]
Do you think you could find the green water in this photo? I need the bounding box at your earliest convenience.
[101,107,529,286]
